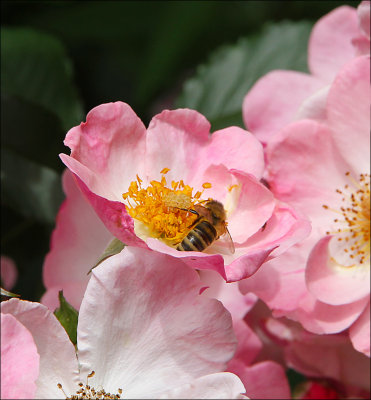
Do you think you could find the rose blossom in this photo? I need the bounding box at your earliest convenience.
[2,246,247,399]
[59,103,310,283]
[242,1,370,147]
[241,55,370,356]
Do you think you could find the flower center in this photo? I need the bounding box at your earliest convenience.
[58,371,122,399]
[323,172,370,266]
[122,168,212,246]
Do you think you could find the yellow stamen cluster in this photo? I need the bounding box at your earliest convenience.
[122,168,212,246]
[57,371,122,399]
[323,172,370,265]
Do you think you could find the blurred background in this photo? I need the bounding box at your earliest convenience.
[1,0,357,304]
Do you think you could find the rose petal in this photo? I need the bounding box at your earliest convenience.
[228,360,290,400]
[358,1,370,38]
[41,282,88,312]
[1,298,80,398]
[309,6,359,81]
[77,247,237,397]
[267,119,350,223]
[42,170,114,310]
[1,313,39,399]
[199,270,257,321]
[158,373,247,399]
[306,236,370,305]
[239,246,308,312]
[286,293,370,334]
[62,101,147,201]
[326,55,371,173]
[242,70,324,145]
[349,300,370,356]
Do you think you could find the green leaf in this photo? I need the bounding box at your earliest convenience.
[1,287,20,298]
[1,148,64,225]
[88,238,126,274]
[54,291,78,345]
[1,27,84,131]
[176,21,312,131]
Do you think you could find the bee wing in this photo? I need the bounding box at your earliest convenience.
[225,226,235,254]
[211,226,235,255]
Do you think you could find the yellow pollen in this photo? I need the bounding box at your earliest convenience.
[122,169,212,246]
[323,172,370,265]
[57,371,122,399]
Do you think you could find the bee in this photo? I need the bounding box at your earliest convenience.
[176,200,235,253]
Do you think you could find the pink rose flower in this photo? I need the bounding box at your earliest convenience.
[3,247,247,398]
[60,103,310,282]
[241,55,370,355]
[242,1,370,147]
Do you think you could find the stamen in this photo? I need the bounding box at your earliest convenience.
[122,169,212,246]
[323,172,370,266]
[57,371,123,399]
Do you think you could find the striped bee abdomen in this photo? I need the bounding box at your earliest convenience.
[177,220,217,252]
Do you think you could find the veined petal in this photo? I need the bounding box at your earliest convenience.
[77,247,237,397]
[158,373,247,399]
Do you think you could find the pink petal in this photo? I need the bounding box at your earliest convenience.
[1,313,39,399]
[295,85,329,122]
[61,101,147,201]
[306,236,370,305]
[287,292,370,334]
[227,319,262,367]
[239,246,308,312]
[0,256,18,291]
[326,55,371,173]
[229,360,290,400]
[199,270,257,321]
[225,247,276,282]
[42,170,114,310]
[358,1,370,38]
[285,330,371,390]
[202,127,264,179]
[308,6,359,81]
[266,119,350,221]
[145,108,211,183]
[158,373,247,399]
[145,109,263,185]
[240,202,311,256]
[77,247,237,397]
[242,70,324,145]
[41,282,88,312]
[349,300,370,356]
[1,298,79,398]
[74,174,147,247]
[228,170,275,243]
